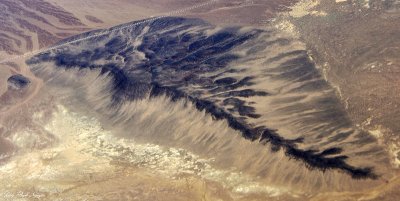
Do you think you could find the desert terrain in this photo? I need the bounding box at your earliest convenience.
[0,0,399,201]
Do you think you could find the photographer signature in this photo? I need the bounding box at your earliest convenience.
[1,191,45,199]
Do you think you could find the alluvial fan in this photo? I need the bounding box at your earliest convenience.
[25,17,392,197]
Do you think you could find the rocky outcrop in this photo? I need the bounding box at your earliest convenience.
[7,74,30,90]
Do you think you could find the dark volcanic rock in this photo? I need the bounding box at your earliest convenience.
[7,74,30,90]
[26,17,386,179]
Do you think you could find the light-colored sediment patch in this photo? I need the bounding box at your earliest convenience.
[362,0,370,9]
[0,104,297,200]
[389,143,400,168]
[288,0,325,18]
[366,126,400,169]
[273,19,300,37]
[274,0,326,37]
[368,128,383,139]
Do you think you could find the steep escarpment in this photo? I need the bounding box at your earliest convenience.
[27,17,391,192]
